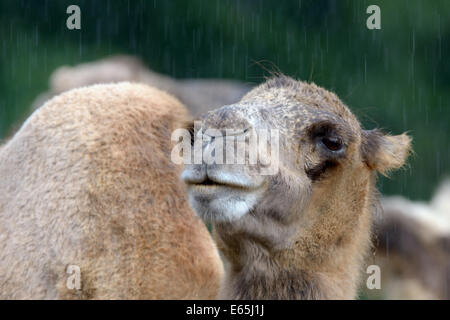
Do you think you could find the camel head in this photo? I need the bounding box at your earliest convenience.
[181,76,411,277]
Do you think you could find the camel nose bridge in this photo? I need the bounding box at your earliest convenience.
[204,104,253,131]
[200,104,258,167]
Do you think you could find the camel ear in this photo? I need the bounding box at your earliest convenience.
[361,130,412,176]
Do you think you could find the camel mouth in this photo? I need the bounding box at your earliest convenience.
[185,176,260,192]
[182,168,266,193]
[183,171,265,222]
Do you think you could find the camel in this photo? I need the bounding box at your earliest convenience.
[182,75,412,299]
[0,83,223,299]
[431,178,450,220]
[32,55,251,117]
[363,181,450,300]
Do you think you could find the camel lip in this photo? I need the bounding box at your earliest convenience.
[184,175,263,192]
[182,169,266,192]
[185,178,257,191]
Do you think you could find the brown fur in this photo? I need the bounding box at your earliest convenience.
[0,83,223,299]
[364,195,450,300]
[183,75,411,299]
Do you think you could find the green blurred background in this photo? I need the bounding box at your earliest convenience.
[0,0,449,200]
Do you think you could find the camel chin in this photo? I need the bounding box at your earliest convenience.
[187,185,262,222]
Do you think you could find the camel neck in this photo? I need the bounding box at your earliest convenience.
[215,218,364,300]
[214,186,373,300]
[222,262,327,299]
[215,233,330,299]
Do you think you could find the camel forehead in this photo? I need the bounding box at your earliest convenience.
[201,76,361,136]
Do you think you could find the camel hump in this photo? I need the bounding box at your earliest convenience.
[0,83,223,299]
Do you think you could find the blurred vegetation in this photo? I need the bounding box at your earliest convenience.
[0,0,449,200]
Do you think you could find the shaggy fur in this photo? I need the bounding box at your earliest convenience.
[183,75,411,299]
[0,83,223,299]
[364,193,450,300]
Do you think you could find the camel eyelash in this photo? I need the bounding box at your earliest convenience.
[308,121,336,137]
[308,123,347,155]
[319,135,346,155]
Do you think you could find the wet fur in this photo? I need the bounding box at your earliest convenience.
[193,76,411,299]
[0,83,223,299]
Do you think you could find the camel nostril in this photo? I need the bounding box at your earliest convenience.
[223,127,252,136]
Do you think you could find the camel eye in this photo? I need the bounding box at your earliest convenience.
[321,136,343,152]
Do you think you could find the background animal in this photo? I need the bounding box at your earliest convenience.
[0,83,223,299]
[182,76,411,299]
[31,55,252,117]
[362,179,450,300]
